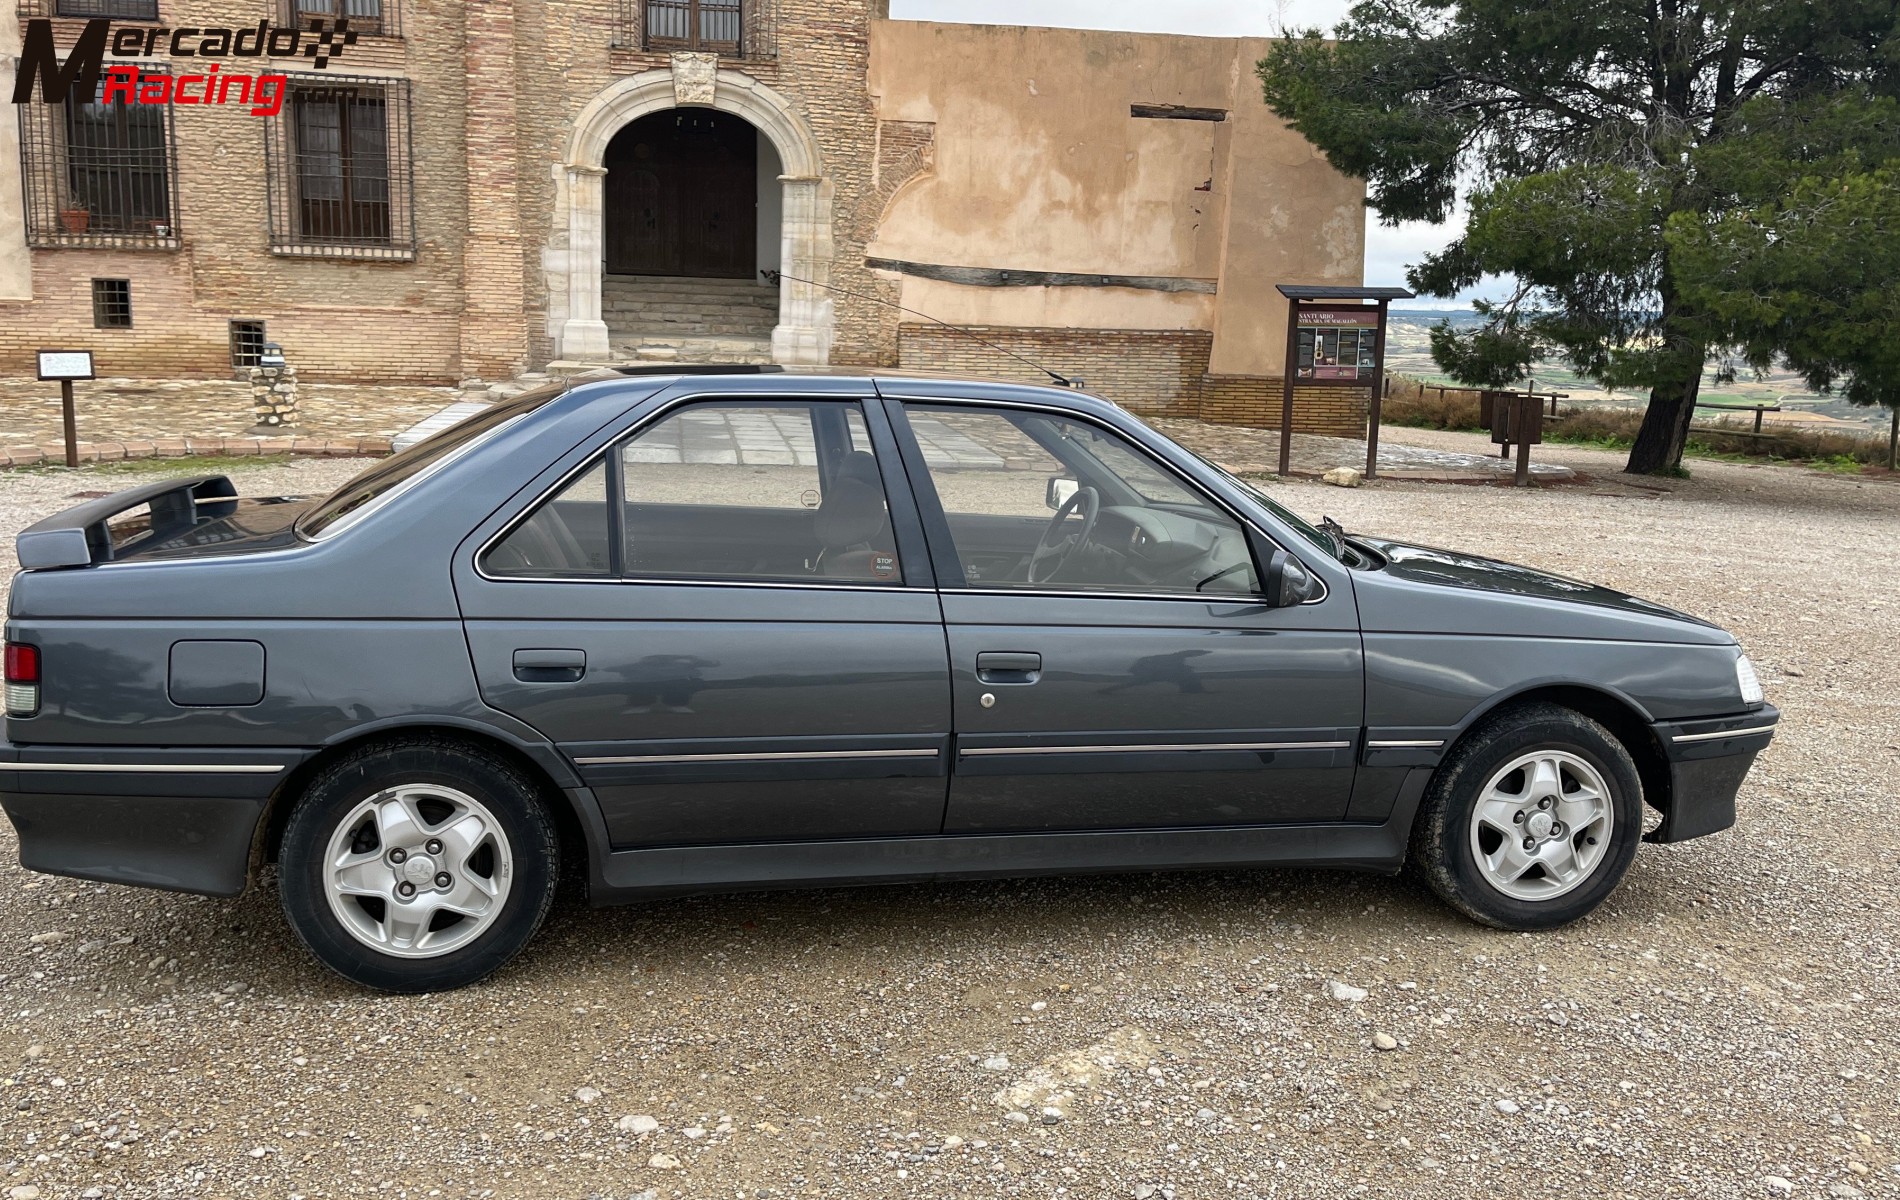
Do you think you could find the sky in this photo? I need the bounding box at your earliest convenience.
[889,0,1475,305]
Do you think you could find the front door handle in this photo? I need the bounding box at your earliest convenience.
[976,651,1041,684]
[514,647,586,683]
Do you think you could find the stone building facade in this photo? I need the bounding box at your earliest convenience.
[0,1,1372,433]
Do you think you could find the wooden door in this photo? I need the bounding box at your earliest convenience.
[604,110,757,278]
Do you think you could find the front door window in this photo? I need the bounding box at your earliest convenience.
[903,405,1260,596]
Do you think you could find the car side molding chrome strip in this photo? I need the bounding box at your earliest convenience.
[575,748,941,766]
[959,740,1351,757]
[1366,739,1445,749]
[4,762,284,775]
[1670,724,1777,744]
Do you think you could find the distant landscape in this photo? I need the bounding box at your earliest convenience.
[1386,309,1889,436]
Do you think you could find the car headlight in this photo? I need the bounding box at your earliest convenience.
[1736,654,1764,706]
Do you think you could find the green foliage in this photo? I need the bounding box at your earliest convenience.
[1425,301,1534,388]
[1257,0,1900,472]
[1668,96,1900,410]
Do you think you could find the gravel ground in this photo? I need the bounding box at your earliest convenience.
[1,442,1896,1200]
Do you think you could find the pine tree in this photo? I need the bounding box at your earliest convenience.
[1258,1,1898,473]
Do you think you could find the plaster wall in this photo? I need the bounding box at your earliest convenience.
[867,21,1367,376]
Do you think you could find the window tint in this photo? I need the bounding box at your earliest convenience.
[906,406,1260,596]
[302,382,567,537]
[621,403,903,585]
[483,462,611,577]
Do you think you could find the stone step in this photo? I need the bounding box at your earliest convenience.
[604,302,777,320]
[611,322,777,337]
[605,273,777,288]
[603,295,775,307]
[603,309,778,325]
[604,277,777,302]
[602,287,777,304]
[608,334,775,365]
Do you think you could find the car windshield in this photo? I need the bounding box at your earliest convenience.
[1178,449,1341,559]
[298,383,568,538]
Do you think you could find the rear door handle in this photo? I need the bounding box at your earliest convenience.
[513,648,586,682]
[976,651,1041,684]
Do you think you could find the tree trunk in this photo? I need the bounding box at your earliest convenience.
[1624,374,1703,475]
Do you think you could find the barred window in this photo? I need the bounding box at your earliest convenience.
[283,0,399,38]
[230,320,267,368]
[17,1,161,19]
[18,66,180,249]
[92,278,132,328]
[264,75,414,260]
[618,0,771,57]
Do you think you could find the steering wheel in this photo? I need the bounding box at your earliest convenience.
[1027,486,1100,584]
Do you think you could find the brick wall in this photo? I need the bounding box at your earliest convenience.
[897,324,1211,417]
[897,323,1369,438]
[0,0,471,384]
[1200,374,1371,438]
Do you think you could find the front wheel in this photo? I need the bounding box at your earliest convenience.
[278,738,559,992]
[1412,703,1643,930]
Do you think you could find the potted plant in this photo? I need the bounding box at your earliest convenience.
[58,206,90,234]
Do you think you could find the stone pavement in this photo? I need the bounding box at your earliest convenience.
[0,375,458,462]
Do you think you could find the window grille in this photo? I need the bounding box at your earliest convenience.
[264,74,415,259]
[91,278,132,327]
[616,0,772,57]
[18,64,179,249]
[17,1,161,20]
[283,0,397,39]
[230,320,268,368]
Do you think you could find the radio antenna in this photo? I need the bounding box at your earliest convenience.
[762,268,1078,388]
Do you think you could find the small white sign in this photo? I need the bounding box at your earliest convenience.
[36,350,94,381]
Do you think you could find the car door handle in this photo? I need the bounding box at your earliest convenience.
[513,648,586,682]
[976,651,1041,684]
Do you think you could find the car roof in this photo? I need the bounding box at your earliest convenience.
[560,364,1122,417]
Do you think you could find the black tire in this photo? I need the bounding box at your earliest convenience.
[278,737,559,992]
[1411,702,1643,931]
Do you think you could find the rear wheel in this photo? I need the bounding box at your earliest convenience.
[1412,703,1642,930]
[278,738,558,992]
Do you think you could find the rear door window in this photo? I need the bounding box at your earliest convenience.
[481,400,908,586]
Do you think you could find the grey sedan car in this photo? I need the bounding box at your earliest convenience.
[1,369,1776,991]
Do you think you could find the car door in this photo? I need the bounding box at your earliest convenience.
[885,395,1362,833]
[456,392,951,848]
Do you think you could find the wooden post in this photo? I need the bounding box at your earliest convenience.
[1514,396,1533,486]
[1754,406,1765,434]
[1888,405,1897,471]
[1363,297,1389,481]
[1277,299,1300,477]
[60,379,77,468]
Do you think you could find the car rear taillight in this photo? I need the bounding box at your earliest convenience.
[5,642,40,717]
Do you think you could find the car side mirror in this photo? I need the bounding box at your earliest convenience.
[1045,477,1079,510]
[1263,548,1324,607]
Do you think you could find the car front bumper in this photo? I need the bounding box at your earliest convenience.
[1646,704,1779,843]
[0,744,307,896]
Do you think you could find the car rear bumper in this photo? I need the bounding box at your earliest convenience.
[1645,705,1779,843]
[0,744,306,896]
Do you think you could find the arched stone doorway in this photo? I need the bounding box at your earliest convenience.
[553,66,833,365]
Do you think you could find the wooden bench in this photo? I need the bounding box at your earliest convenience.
[1694,401,1781,434]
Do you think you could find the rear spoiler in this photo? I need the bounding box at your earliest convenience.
[16,475,238,569]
